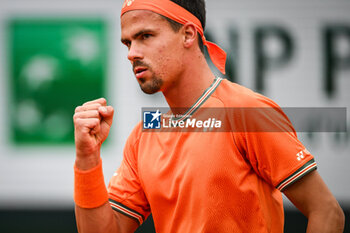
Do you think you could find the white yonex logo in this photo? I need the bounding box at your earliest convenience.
[296,151,305,161]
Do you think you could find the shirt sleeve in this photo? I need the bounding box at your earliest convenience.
[107,125,150,225]
[232,102,317,192]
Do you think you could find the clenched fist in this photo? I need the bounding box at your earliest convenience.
[73,98,114,170]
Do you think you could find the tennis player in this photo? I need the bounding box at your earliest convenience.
[73,0,345,232]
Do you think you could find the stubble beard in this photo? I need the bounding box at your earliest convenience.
[133,60,163,94]
[139,74,163,94]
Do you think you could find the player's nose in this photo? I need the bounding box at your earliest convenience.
[127,44,143,62]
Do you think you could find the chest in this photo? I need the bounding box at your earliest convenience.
[136,132,251,204]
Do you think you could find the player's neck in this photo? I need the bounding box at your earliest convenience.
[162,56,215,115]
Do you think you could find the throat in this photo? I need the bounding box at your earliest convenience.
[163,75,217,115]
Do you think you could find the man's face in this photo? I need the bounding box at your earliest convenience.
[121,10,184,94]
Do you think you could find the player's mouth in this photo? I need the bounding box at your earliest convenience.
[134,67,148,79]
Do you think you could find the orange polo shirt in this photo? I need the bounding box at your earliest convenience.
[108,78,316,232]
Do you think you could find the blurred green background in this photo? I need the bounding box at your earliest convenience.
[9,19,107,144]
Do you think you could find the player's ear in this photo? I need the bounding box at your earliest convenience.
[182,23,197,48]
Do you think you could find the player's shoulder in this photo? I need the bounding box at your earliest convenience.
[214,78,295,134]
[213,78,280,108]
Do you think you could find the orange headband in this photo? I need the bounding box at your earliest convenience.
[121,0,227,74]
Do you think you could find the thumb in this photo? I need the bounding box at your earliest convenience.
[99,106,114,127]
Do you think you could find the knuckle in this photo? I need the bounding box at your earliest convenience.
[82,100,94,107]
[88,121,99,129]
[84,103,101,110]
[73,112,80,121]
[73,117,82,126]
[75,106,82,113]
[86,110,99,117]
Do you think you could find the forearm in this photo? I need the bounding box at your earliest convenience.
[74,158,116,233]
[76,202,119,233]
[305,204,345,233]
[74,99,132,233]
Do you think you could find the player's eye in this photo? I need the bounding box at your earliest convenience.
[142,33,152,40]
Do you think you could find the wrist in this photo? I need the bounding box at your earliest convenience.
[74,158,109,208]
[75,153,100,171]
